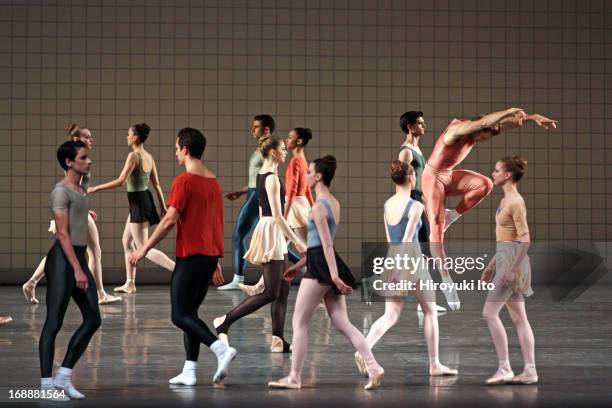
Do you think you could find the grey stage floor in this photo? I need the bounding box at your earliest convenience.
[0,285,611,407]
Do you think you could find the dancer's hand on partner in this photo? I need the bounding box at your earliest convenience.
[332,276,353,295]
[225,190,244,201]
[529,114,558,130]
[128,248,148,266]
[88,210,97,221]
[283,265,300,282]
[74,268,88,291]
[212,264,225,286]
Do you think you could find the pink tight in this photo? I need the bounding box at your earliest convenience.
[289,278,382,380]
[422,167,493,242]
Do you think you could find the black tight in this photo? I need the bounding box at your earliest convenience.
[217,257,289,341]
[39,242,101,378]
[170,254,218,361]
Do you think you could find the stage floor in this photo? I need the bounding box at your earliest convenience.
[0,285,611,407]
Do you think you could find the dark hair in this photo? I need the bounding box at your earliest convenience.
[177,128,206,159]
[261,136,283,158]
[131,123,151,143]
[293,127,313,147]
[254,114,275,134]
[313,155,337,187]
[390,160,415,185]
[57,140,87,171]
[66,123,86,139]
[399,111,423,133]
[470,114,501,136]
[499,156,528,182]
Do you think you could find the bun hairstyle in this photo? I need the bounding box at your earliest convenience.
[499,156,528,182]
[66,123,85,139]
[293,127,313,147]
[313,155,337,187]
[131,123,151,143]
[261,136,283,158]
[390,160,415,186]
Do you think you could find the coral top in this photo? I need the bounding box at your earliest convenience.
[496,196,529,242]
[427,118,476,171]
[285,156,314,205]
[167,172,224,258]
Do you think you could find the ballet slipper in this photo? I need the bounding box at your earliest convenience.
[213,316,229,345]
[98,293,122,305]
[238,283,264,296]
[270,336,291,353]
[354,351,368,377]
[512,368,538,384]
[0,316,12,325]
[268,376,301,389]
[429,364,459,376]
[364,365,384,390]
[22,280,39,304]
[114,279,136,294]
[485,368,515,385]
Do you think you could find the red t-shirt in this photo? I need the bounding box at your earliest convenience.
[167,172,224,258]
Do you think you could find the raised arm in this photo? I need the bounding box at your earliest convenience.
[499,113,558,132]
[149,159,168,216]
[266,175,307,253]
[444,108,526,144]
[88,153,138,193]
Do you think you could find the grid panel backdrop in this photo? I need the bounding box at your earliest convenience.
[0,0,610,275]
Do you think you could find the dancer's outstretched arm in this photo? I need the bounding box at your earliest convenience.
[499,113,558,131]
[444,108,526,144]
[88,153,137,193]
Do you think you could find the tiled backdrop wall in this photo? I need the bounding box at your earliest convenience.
[1,0,610,276]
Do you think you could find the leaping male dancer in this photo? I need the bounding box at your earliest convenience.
[422,108,557,310]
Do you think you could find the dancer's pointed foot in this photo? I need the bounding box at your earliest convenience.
[98,293,122,305]
[485,367,515,385]
[22,280,39,304]
[429,363,459,376]
[444,209,461,232]
[113,279,136,294]
[268,375,301,389]
[238,282,264,296]
[211,341,237,384]
[270,336,291,353]
[354,351,368,376]
[364,365,384,390]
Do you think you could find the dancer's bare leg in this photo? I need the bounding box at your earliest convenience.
[483,298,514,383]
[365,299,403,349]
[506,296,537,383]
[22,257,45,303]
[86,214,121,304]
[116,216,137,293]
[129,221,175,271]
[413,289,457,375]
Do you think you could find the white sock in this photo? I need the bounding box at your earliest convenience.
[41,377,69,402]
[211,340,237,384]
[169,360,197,386]
[54,367,85,399]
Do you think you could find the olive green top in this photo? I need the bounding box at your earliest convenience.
[247,150,264,189]
[399,145,425,193]
[126,153,151,192]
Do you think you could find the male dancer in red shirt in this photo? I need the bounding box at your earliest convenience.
[130,128,236,385]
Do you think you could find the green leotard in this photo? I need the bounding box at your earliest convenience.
[126,153,151,192]
[399,145,425,192]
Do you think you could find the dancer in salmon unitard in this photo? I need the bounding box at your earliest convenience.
[422,108,557,310]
